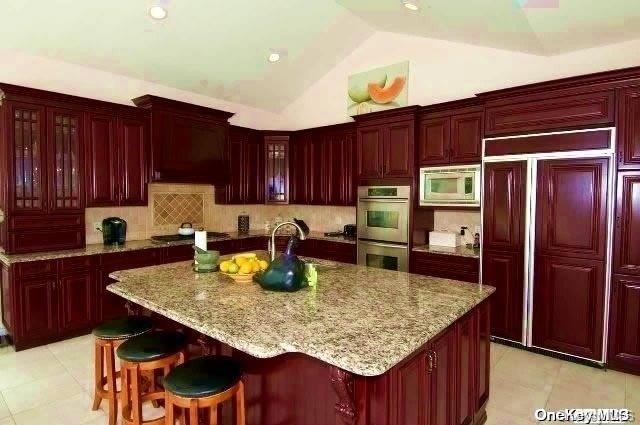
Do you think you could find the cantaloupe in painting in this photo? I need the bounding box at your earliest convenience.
[347,61,408,116]
[368,76,406,104]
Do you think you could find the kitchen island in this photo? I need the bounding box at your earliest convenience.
[108,255,494,425]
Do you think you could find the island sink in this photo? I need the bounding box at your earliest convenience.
[108,253,494,425]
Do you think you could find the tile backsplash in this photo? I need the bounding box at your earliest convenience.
[432,210,481,246]
[85,183,356,244]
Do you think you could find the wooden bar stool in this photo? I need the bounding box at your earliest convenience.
[117,330,187,425]
[92,316,154,425]
[163,355,245,425]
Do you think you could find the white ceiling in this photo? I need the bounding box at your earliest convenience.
[1,0,639,112]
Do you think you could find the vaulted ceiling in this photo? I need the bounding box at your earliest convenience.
[1,0,639,112]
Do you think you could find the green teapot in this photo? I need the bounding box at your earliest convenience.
[253,236,308,292]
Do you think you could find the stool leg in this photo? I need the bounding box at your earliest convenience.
[209,405,218,425]
[131,364,143,425]
[235,382,245,425]
[165,393,174,425]
[189,399,198,425]
[104,342,118,425]
[92,340,103,410]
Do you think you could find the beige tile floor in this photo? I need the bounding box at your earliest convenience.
[0,336,638,424]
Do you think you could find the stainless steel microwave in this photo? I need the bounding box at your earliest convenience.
[419,165,481,207]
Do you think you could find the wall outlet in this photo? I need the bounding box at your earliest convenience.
[93,222,102,232]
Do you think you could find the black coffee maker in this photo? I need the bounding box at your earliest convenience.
[102,217,127,245]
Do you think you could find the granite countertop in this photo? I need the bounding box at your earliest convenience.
[108,256,494,376]
[0,230,356,266]
[412,244,480,259]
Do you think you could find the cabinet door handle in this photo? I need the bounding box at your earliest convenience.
[616,216,622,228]
[433,351,438,370]
[426,351,434,374]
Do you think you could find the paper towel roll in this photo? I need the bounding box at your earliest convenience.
[195,230,207,251]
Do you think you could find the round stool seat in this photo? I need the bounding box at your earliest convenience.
[116,330,186,363]
[164,355,242,398]
[93,316,153,340]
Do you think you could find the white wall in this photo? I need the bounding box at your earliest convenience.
[0,48,286,130]
[279,32,640,129]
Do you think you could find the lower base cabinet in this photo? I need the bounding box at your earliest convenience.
[608,274,640,374]
[395,301,490,425]
[1,238,356,350]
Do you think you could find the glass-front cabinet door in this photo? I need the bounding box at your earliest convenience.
[47,108,83,211]
[264,135,289,204]
[10,102,47,213]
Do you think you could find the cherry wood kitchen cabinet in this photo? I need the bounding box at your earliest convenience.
[289,124,355,206]
[608,274,640,374]
[216,126,264,205]
[617,87,640,169]
[264,135,290,204]
[394,303,490,425]
[355,106,418,181]
[410,251,479,283]
[6,257,95,350]
[85,108,149,207]
[482,161,526,342]
[532,158,609,360]
[289,130,311,204]
[97,248,162,323]
[0,85,86,254]
[84,113,118,206]
[133,95,233,185]
[614,172,640,275]
[418,117,450,165]
[484,90,615,136]
[418,103,483,166]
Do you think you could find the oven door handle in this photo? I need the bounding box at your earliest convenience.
[358,241,408,250]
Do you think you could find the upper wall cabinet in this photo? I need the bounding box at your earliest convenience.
[418,103,483,166]
[617,86,640,170]
[85,108,149,207]
[264,134,289,204]
[289,124,355,206]
[0,84,86,253]
[132,95,233,185]
[215,126,264,205]
[484,90,615,137]
[355,106,418,181]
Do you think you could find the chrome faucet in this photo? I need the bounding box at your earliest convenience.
[270,221,307,261]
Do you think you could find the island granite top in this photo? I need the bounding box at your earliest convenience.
[108,256,494,376]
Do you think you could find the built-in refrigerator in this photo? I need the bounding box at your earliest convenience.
[481,128,616,363]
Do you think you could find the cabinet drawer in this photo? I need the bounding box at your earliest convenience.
[59,256,96,273]
[314,240,357,263]
[163,245,195,264]
[100,248,162,268]
[240,237,267,251]
[9,214,83,231]
[411,251,479,283]
[16,260,57,279]
[9,228,84,254]
[485,90,615,136]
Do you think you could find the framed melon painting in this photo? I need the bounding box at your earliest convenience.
[347,61,409,116]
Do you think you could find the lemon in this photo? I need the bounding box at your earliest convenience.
[234,257,248,267]
[251,261,261,273]
[239,263,253,275]
[227,263,239,274]
[219,260,231,273]
[258,260,268,271]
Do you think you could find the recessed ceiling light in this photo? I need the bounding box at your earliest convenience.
[403,1,419,11]
[268,52,281,63]
[149,5,168,20]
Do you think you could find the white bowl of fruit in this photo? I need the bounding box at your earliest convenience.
[218,253,269,283]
